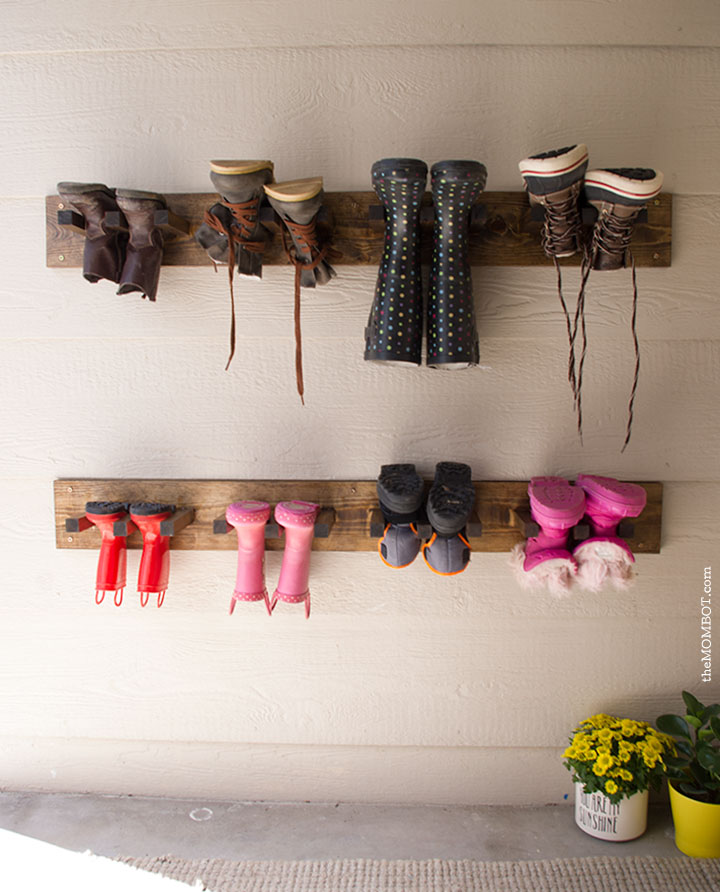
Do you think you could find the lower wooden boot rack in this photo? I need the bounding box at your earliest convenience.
[55,479,663,553]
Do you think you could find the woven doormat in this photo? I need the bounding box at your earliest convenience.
[120,855,720,892]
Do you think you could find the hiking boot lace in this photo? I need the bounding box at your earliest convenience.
[203,196,266,370]
[280,217,341,405]
[570,208,641,450]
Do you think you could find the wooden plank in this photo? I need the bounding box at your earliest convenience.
[54,479,663,553]
[46,191,672,269]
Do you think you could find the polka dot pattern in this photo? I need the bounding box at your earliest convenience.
[364,158,427,364]
[426,160,487,369]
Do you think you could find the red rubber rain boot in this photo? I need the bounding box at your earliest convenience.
[129,502,175,607]
[85,501,133,606]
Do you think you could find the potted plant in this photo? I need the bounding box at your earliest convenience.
[657,691,720,858]
[563,712,675,841]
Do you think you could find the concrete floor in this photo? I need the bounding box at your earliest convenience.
[0,792,682,862]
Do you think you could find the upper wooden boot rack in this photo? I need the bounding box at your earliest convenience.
[55,479,663,553]
[46,192,672,269]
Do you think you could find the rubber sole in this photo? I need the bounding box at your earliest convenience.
[377,464,424,516]
[426,462,475,537]
[264,177,323,202]
[583,169,663,204]
[518,144,588,179]
[210,159,274,176]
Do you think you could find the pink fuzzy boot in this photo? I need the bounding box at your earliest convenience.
[510,476,586,597]
[226,500,271,615]
[573,475,647,591]
[271,501,319,619]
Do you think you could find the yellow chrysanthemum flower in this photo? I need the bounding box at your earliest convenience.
[563,746,577,759]
[597,728,614,744]
[644,735,663,753]
[620,769,634,782]
[605,780,619,795]
[643,752,658,768]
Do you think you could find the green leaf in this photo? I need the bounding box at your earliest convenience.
[686,715,703,729]
[711,716,720,739]
[678,782,706,799]
[657,714,692,739]
[699,729,716,742]
[702,704,720,723]
[697,747,720,776]
[683,691,705,718]
[674,738,695,759]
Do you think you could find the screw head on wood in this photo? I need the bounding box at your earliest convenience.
[58,203,64,209]
[58,255,65,262]
[67,536,73,543]
[653,253,661,260]
[67,486,73,492]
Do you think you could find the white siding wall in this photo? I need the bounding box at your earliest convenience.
[1,0,719,804]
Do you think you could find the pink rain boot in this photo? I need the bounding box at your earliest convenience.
[226,500,271,615]
[574,475,647,591]
[510,476,586,597]
[270,500,319,619]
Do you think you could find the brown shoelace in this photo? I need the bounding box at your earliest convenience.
[570,210,641,450]
[280,217,341,405]
[203,198,266,370]
[541,188,585,400]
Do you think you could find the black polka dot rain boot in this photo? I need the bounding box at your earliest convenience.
[364,158,427,365]
[426,160,487,369]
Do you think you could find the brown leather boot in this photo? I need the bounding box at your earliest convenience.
[56,182,128,284]
[115,189,167,301]
[584,168,664,269]
[263,177,339,402]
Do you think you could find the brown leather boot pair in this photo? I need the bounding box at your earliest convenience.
[195,161,339,400]
[56,182,167,301]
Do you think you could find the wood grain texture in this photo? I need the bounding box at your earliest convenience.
[52,478,664,553]
[45,192,673,269]
[2,196,716,343]
[4,0,720,53]
[1,47,719,197]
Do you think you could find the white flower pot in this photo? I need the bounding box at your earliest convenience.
[574,785,649,841]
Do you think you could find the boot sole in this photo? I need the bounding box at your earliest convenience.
[57,181,113,196]
[264,177,323,202]
[518,144,588,178]
[584,169,663,204]
[210,160,274,176]
[426,462,475,536]
[377,464,424,516]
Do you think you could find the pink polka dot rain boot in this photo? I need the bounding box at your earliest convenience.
[226,500,272,615]
[270,500,319,619]
[573,474,647,591]
[510,477,586,597]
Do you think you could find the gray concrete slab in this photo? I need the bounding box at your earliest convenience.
[0,792,681,862]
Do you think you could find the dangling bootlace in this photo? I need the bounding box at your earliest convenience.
[202,197,267,370]
[539,182,585,400]
[280,217,341,404]
[570,209,641,447]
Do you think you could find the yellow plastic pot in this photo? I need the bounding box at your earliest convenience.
[669,783,720,858]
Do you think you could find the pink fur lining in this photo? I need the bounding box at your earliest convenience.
[574,543,636,592]
[509,544,576,598]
